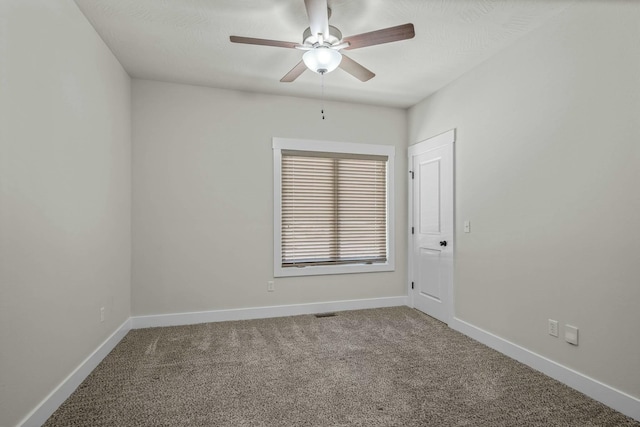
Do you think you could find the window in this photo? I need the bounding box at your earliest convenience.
[273,138,395,277]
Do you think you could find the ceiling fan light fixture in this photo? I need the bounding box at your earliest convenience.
[303,46,342,74]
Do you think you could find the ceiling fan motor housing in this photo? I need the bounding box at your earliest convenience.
[303,25,342,46]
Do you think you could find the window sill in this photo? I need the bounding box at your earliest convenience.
[274,262,395,278]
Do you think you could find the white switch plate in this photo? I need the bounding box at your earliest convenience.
[464,221,471,233]
[565,324,579,345]
[100,307,105,322]
[267,281,274,292]
[548,319,559,337]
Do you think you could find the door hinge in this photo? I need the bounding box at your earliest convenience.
[411,227,414,235]
[410,170,414,179]
[411,282,414,290]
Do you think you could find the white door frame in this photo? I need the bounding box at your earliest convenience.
[408,129,455,324]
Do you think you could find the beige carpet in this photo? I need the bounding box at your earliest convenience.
[45,307,638,426]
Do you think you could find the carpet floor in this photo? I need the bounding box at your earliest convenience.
[44,307,638,426]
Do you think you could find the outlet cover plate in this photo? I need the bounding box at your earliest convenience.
[565,324,579,345]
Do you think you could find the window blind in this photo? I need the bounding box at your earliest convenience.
[281,151,388,268]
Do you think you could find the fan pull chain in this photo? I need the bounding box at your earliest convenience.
[321,72,325,120]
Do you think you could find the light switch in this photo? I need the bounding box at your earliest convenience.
[565,325,579,346]
[548,319,559,337]
[464,221,471,233]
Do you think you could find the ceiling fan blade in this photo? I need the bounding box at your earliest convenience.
[230,36,298,49]
[339,54,375,82]
[343,23,415,50]
[304,0,329,40]
[280,61,308,82]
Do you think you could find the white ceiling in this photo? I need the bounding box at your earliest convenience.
[74,0,574,108]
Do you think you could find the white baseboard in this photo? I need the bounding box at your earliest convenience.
[450,317,640,422]
[18,318,132,427]
[131,296,408,329]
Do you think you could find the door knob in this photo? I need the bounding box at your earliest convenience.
[440,241,447,247]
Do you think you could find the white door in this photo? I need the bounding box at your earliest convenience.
[408,130,454,324]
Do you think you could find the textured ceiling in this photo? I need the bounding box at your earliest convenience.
[74,0,574,108]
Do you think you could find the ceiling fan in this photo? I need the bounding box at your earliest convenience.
[230,0,415,83]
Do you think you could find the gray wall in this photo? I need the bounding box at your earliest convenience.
[408,1,640,398]
[0,1,132,426]
[132,80,407,316]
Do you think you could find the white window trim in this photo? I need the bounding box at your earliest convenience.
[273,137,395,277]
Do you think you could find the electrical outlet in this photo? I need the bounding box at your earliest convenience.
[267,281,275,292]
[548,319,558,337]
[100,307,105,322]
